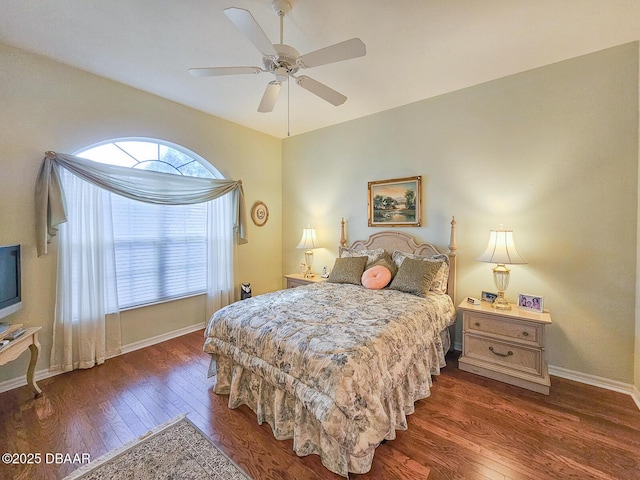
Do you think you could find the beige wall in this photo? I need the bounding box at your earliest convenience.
[283,43,638,384]
[0,43,282,383]
[2,40,638,391]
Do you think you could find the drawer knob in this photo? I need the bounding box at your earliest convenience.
[474,322,481,327]
[522,331,529,337]
[489,346,513,358]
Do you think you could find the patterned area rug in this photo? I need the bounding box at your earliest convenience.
[63,414,251,480]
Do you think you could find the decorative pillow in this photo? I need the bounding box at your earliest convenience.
[361,265,392,290]
[327,256,368,285]
[339,247,386,267]
[389,257,442,297]
[392,251,449,294]
[365,252,398,278]
[429,261,449,294]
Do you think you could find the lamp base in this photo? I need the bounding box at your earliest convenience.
[304,250,314,278]
[491,265,512,310]
[492,291,511,310]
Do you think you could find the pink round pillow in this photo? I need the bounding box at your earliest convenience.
[361,265,392,290]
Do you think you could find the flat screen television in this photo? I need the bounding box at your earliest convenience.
[0,245,22,320]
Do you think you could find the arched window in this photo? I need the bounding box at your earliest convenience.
[75,138,222,309]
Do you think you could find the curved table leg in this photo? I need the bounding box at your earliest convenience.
[27,335,42,397]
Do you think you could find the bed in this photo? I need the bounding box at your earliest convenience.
[203,218,458,477]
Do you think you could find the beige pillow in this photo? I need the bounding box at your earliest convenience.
[365,252,398,277]
[339,247,386,266]
[327,256,368,285]
[389,257,441,296]
[392,251,449,294]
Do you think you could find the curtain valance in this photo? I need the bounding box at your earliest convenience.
[35,151,247,256]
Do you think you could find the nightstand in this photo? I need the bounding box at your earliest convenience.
[284,273,326,288]
[458,300,552,394]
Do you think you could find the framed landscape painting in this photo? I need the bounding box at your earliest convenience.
[368,176,422,227]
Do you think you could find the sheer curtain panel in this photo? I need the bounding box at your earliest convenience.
[35,151,246,372]
[50,168,121,371]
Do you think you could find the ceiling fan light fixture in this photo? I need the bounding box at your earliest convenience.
[273,66,289,82]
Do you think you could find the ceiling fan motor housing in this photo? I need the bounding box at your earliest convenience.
[263,43,300,81]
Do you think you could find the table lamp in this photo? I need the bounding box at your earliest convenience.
[476,227,527,310]
[296,226,318,278]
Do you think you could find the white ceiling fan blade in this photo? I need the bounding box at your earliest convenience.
[258,81,282,113]
[297,38,366,68]
[189,66,263,77]
[295,75,347,106]
[224,7,278,57]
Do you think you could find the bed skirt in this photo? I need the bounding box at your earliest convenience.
[207,328,451,477]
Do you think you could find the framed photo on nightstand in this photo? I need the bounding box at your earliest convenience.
[481,291,497,303]
[518,293,544,313]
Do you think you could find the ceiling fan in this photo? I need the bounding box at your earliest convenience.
[189,0,366,113]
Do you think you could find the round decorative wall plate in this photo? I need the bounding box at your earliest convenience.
[251,201,269,227]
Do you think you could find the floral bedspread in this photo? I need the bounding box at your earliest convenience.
[203,282,456,476]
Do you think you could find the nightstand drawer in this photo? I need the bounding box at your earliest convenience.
[464,311,542,346]
[287,278,308,288]
[284,273,326,289]
[463,334,543,377]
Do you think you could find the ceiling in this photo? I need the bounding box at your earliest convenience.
[2,0,640,139]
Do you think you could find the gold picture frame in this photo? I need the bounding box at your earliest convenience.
[250,201,269,227]
[368,176,422,227]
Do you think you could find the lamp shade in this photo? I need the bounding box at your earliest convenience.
[296,226,318,250]
[476,229,527,265]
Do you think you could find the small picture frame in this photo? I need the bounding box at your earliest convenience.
[517,293,544,313]
[481,291,497,303]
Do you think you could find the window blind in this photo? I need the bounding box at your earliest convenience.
[111,196,207,308]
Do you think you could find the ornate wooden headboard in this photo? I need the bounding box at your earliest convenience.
[340,217,458,303]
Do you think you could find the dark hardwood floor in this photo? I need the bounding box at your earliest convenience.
[1,330,639,479]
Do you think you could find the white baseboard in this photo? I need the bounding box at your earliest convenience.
[450,345,639,411]
[547,364,636,397]
[548,365,639,411]
[118,322,205,355]
[632,386,640,410]
[0,322,206,395]
[0,366,61,395]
